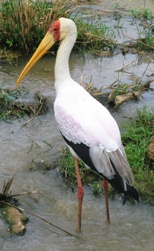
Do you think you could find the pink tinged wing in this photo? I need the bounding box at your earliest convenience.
[54,84,121,149]
[54,103,119,149]
[54,84,134,185]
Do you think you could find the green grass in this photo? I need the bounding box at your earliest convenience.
[136,35,154,51]
[1,1,153,54]
[60,107,154,203]
[0,84,19,122]
[0,0,115,54]
[113,82,129,97]
[130,8,154,51]
[122,108,154,171]
[60,148,104,195]
[0,85,47,122]
[0,0,72,53]
[122,107,154,203]
[130,8,153,21]
[75,19,115,52]
[60,149,100,184]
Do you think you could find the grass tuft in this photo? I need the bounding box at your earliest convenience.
[130,8,153,21]
[0,85,47,122]
[122,107,154,203]
[0,84,19,122]
[0,0,115,54]
[0,0,72,53]
[75,19,115,52]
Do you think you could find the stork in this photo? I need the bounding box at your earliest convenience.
[16,17,139,231]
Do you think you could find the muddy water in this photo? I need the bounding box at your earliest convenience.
[82,0,154,13]
[4,50,154,121]
[0,1,154,251]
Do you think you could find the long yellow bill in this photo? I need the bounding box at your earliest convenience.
[16,32,55,86]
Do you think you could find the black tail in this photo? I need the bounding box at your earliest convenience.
[106,173,139,204]
[122,184,139,205]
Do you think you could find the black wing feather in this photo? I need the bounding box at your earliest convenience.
[62,135,139,202]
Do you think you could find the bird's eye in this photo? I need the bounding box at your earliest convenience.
[54,27,57,31]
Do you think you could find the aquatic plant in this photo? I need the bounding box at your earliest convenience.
[136,35,154,51]
[130,8,153,21]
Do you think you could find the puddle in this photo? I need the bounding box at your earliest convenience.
[98,0,154,11]
[0,1,154,250]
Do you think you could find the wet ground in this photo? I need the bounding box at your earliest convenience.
[0,0,154,250]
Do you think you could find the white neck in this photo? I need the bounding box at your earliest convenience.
[54,25,77,92]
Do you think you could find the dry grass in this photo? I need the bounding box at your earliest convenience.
[0,0,73,52]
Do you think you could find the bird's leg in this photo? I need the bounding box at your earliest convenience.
[103,179,110,224]
[74,158,84,231]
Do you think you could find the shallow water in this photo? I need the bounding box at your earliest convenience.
[0,1,154,250]
[2,50,154,122]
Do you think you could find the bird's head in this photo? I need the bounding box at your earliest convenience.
[16,17,77,86]
[50,17,77,42]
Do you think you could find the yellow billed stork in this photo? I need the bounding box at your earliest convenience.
[16,17,139,231]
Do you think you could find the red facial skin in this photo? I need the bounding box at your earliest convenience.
[48,20,60,42]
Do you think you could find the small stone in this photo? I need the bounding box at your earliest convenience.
[6,207,28,235]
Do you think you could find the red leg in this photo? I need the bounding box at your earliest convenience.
[103,179,110,224]
[74,158,84,231]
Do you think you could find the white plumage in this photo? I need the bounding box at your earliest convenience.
[53,18,134,185]
[16,17,139,230]
[54,80,133,184]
